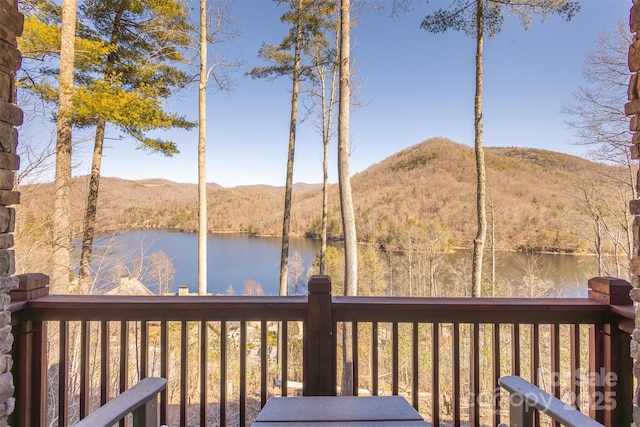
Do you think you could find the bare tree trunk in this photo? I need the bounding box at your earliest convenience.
[429,259,437,297]
[52,0,77,293]
[319,44,337,276]
[78,119,106,293]
[595,220,602,276]
[338,0,357,296]
[279,0,303,296]
[338,0,357,396]
[198,0,208,296]
[489,191,495,297]
[408,242,412,296]
[471,0,486,298]
[320,124,329,275]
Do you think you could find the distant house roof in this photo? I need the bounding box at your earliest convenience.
[105,276,155,296]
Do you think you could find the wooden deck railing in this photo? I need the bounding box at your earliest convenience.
[9,274,634,427]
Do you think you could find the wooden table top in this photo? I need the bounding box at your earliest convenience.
[252,396,431,426]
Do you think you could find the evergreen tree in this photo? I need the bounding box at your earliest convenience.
[249,0,337,296]
[75,0,195,292]
[20,0,196,292]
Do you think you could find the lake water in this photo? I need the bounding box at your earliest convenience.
[89,230,320,295]
[89,230,598,297]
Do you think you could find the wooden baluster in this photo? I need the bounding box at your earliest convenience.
[180,321,188,426]
[119,321,128,427]
[432,323,439,426]
[59,321,69,427]
[551,324,561,427]
[240,321,247,427]
[220,321,227,427]
[392,322,399,396]
[282,321,288,397]
[512,324,520,377]
[260,320,267,407]
[372,322,379,397]
[531,324,540,427]
[412,322,418,410]
[492,323,501,427]
[140,321,148,380]
[80,321,90,420]
[160,321,168,426]
[470,322,480,427]
[452,323,460,427]
[353,321,359,396]
[200,320,208,426]
[570,324,580,411]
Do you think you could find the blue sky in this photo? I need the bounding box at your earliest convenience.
[66,0,632,187]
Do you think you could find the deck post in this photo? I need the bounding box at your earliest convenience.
[304,275,334,396]
[587,277,632,427]
[11,274,50,427]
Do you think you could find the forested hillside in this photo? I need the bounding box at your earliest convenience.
[16,138,625,259]
[349,138,607,253]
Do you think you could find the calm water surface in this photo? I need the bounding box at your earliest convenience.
[91,230,320,295]
[91,230,597,296]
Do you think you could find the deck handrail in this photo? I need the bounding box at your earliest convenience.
[10,294,309,321]
[72,377,166,427]
[9,295,611,319]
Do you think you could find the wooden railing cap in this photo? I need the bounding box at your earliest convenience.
[11,273,50,302]
[16,273,49,291]
[308,275,331,295]
[588,277,632,305]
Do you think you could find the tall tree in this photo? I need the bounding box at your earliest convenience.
[250,0,304,296]
[306,2,339,275]
[196,1,239,295]
[20,0,194,292]
[421,0,579,297]
[249,0,335,295]
[337,0,359,396]
[198,0,208,296]
[51,0,77,293]
[338,0,357,297]
[283,0,302,297]
[74,0,194,292]
[19,0,112,286]
[472,0,485,299]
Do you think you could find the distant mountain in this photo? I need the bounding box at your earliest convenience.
[346,138,612,252]
[234,182,321,193]
[17,137,625,254]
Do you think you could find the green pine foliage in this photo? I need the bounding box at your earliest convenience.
[19,0,196,154]
[248,0,337,81]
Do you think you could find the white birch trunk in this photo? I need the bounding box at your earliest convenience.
[198,0,208,296]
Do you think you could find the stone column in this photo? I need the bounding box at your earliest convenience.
[0,0,22,426]
[628,2,640,426]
